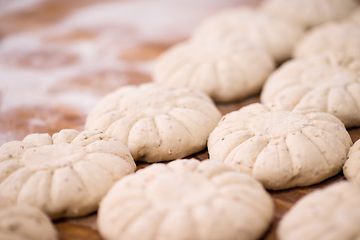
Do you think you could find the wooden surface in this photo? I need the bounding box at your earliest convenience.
[0,0,360,240]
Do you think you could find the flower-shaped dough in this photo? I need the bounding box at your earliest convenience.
[191,7,305,62]
[208,103,352,190]
[278,181,360,240]
[0,129,136,219]
[154,38,275,103]
[294,21,360,59]
[260,56,360,127]
[343,139,360,183]
[0,197,58,240]
[98,159,274,240]
[260,0,358,28]
[85,83,222,162]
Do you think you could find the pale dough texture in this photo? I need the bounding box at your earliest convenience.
[191,7,305,62]
[294,21,360,59]
[208,103,352,190]
[154,38,274,103]
[0,197,58,240]
[85,83,222,162]
[260,56,360,128]
[343,139,360,183]
[0,129,136,219]
[98,159,274,240]
[260,0,358,28]
[278,181,360,240]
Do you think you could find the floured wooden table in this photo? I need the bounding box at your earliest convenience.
[0,0,360,239]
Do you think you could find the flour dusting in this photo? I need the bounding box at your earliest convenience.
[0,0,258,143]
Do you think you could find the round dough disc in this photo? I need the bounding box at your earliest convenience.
[277,181,360,240]
[154,39,274,103]
[98,159,274,240]
[0,129,136,219]
[343,139,360,183]
[192,7,305,62]
[260,0,358,28]
[294,21,360,59]
[0,197,58,240]
[208,103,352,190]
[85,83,222,162]
[260,56,360,128]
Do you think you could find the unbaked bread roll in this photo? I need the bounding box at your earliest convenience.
[277,181,360,240]
[260,56,360,128]
[154,38,274,103]
[294,21,360,59]
[191,7,304,62]
[98,159,274,240]
[260,0,358,28]
[343,139,360,183]
[0,197,58,240]
[208,103,352,190]
[85,83,222,162]
[0,129,136,219]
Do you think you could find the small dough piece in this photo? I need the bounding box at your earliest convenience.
[98,159,274,240]
[0,197,58,240]
[154,38,274,103]
[343,139,360,183]
[0,129,136,219]
[260,56,360,127]
[208,103,352,190]
[192,7,305,62]
[294,21,360,59]
[260,0,359,28]
[85,83,222,162]
[277,181,360,240]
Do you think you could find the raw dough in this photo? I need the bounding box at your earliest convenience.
[154,38,274,103]
[192,7,305,62]
[343,139,360,183]
[85,83,222,162]
[260,0,358,28]
[278,181,360,240]
[98,159,274,240]
[208,103,352,190]
[0,129,136,219]
[0,197,58,240]
[294,21,360,59]
[260,56,360,127]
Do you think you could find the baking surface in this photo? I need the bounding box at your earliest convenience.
[0,0,359,239]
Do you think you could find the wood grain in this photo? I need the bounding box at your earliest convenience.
[0,0,359,240]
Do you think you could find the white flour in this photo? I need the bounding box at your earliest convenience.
[0,0,259,144]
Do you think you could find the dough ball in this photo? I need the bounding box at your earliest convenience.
[260,0,358,28]
[0,129,136,219]
[278,181,360,240]
[260,56,360,127]
[0,197,58,240]
[208,103,352,190]
[98,159,274,240]
[343,139,360,183]
[85,83,222,162]
[154,38,274,103]
[192,7,305,62]
[294,21,360,59]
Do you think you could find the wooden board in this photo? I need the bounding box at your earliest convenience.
[0,0,359,240]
